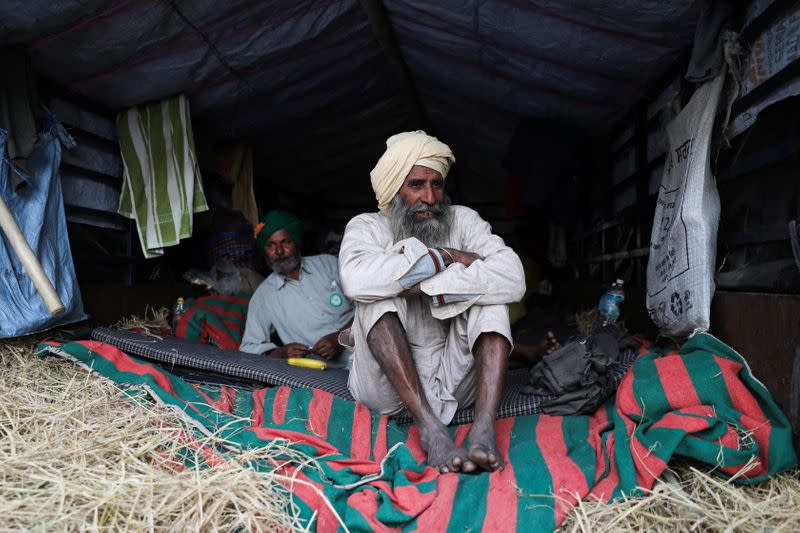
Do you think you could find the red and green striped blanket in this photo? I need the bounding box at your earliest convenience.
[173,294,250,349]
[37,332,797,532]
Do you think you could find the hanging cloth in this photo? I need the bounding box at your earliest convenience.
[0,46,39,188]
[116,94,208,258]
[216,143,258,227]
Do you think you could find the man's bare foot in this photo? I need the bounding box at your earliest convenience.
[419,423,475,473]
[465,422,503,472]
[531,331,560,361]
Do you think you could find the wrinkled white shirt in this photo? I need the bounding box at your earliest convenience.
[339,205,526,319]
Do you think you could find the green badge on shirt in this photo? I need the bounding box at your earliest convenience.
[329,292,343,307]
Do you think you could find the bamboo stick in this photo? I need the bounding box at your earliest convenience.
[0,191,64,316]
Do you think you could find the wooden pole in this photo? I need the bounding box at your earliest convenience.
[0,192,64,316]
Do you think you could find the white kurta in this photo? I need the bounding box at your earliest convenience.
[338,205,526,424]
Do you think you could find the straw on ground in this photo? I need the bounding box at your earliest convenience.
[2,313,797,531]
[0,332,316,531]
[560,461,800,532]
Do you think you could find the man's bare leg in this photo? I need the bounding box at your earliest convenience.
[367,312,475,473]
[465,332,510,471]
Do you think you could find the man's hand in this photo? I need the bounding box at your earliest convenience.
[268,343,310,359]
[399,283,423,297]
[311,332,344,360]
[439,248,482,268]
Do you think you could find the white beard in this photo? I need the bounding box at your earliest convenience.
[388,194,452,247]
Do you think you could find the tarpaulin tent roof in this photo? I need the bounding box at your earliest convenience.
[0,0,701,200]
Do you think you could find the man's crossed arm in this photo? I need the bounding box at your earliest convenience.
[398,247,482,305]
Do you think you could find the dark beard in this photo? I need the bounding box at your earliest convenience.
[269,251,301,275]
[388,194,452,247]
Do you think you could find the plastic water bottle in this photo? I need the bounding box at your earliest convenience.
[172,297,186,335]
[596,279,625,328]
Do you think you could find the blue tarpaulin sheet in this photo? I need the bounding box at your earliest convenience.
[0,115,86,337]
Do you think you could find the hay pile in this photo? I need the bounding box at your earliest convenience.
[1,315,797,531]
[115,305,170,333]
[561,464,800,532]
[0,331,331,531]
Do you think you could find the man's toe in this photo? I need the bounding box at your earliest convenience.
[461,459,477,473]
[467,447,487,465]
[488,454,505,472]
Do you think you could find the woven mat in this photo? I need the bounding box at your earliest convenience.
[91,327,634,425]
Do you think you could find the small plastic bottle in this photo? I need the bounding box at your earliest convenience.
[172,297,186,335]
[596,279,625,328]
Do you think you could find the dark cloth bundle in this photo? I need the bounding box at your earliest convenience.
[521,326,638,415]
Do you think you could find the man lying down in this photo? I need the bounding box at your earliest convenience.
[337,131,526,473]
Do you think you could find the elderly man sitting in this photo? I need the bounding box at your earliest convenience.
[240,210,354,367]
[338,131,525,473]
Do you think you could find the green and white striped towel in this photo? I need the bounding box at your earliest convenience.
[116,94,208,258]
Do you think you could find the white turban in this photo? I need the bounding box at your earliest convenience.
[370,130,455,215]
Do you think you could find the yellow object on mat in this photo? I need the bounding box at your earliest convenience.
[287,357,327,370]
